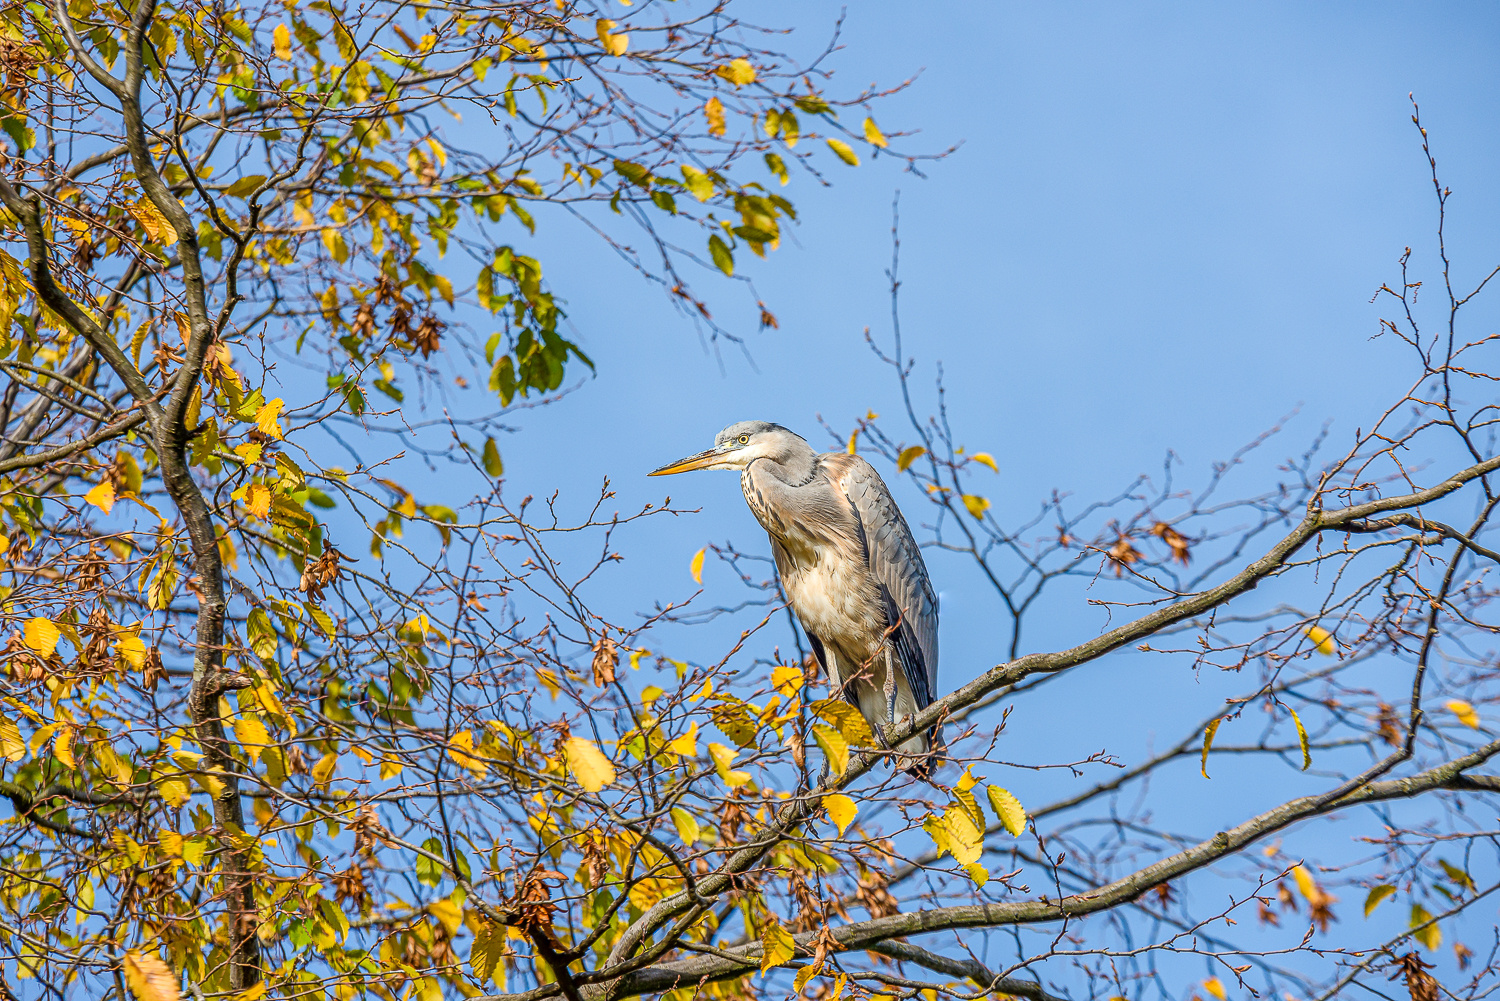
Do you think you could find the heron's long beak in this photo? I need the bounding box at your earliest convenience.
[649,448,722,476]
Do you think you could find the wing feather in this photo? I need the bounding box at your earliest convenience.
[829,455,939,708]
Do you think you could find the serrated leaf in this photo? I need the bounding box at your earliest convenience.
[129,199,177,246]
[690,547,705,583]
[1201,718,1222,778]
[759,918,795,974]
[233,713,270,763]
[564,736,615,792]
[771,664,804,696]
[0,715,23,761]
[826,138,859,166]
[1288,706,1311,770]
[23,618,59,657]
[670,807,700,846]
[986,785,1026,836]
[823,793,856,836]
[1364,884,1396,917]
[255,398,284,438]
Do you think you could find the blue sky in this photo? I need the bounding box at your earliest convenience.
[428,2,1500,989]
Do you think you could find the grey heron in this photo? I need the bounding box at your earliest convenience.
[651,421,940,778]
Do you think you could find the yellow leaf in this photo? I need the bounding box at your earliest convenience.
[1411,903,1441,951]
[55,726,77,770]
[1201,717,1222,778]
[826,138,859,166]
[971,452,999,473]
[129,199,177,247]
[690,547,705,584]
[896,445,926,471]
[245,483,270,520]
[962,494,990,520]
[23,618,60,657]
[862,116,888,148]
[846,429,858,454]
[705,97,726,136]
[1288,706,1311,770]
[771,664,804,697]
[311,751,337,787]
[986,785,1026,836]
[116,633,146,670]
[670,807,700,846]
[1291,864,1319,903]
[964,862,989,886]
[595,19,628,55]
[565,736,616,792]
[1202,978,1226,1001]
[811,724,849,775]
[233,714,269,763]
[823,793,856,836]
[666,722,698,757]
[448,729,489,778]
[255,398,285,438]
[123,950,181,1001]
[0,715,23,761]
[85,480,116,514]
[429,898,463,936]
[158,830,184,857]
[1364,884,1396,917]
[758,917,795,974]
[1305,625,1336,656]
[708,742,751,787]
[273,23,292,59]
[716,57,756,86]
[1448,700,1480,729]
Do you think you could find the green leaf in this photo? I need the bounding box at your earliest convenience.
[1363,884,1396,917]
[416,836,446,887]
[225,175,267,198]
[708,234,733,276]
[681,165,714,202]
[764,152,788,186]
[482,438,505,478]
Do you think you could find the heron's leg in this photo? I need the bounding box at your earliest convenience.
[883,645,898,726]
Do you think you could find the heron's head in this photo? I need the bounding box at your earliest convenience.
[649,421,810,475]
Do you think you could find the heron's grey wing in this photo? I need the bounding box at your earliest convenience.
[830,454,939,707]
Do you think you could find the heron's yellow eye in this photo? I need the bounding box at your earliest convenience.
[737,434,750,445]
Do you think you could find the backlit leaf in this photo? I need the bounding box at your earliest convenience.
[1202,978,1226,1001]
[272,23,291,59]
[123,951,180,1001]
[670,807,700,846]
[771,664,804,696]
[130,199,176,246]
[962,494,989,520]
[826,138,859,166]
[1364,884,1396,917]
[595,19,628,56]
[705,97,726,136]
[986,786,1026,836]
[233,713,269,763]
[681,165,714,202]
[564,736,616,792]
[897,445,926,471]
[970,451,999,472]
[482,437,505,478]
[0,715,23,761]
[1447,700,1480,729]
[1305,625,1336,656]
[1288,706,1311,770]
[85,481,116,514]
[716,57,756,86]
[1201,718,1222,778]
[823,793,856,836]
[1411,903,1441,951]
[24,618,60,657]
[690,547,705,583]
[812,724,849,775]
[759,917,795,974]
[245,484,271,519]
[708,234,733,276]
[708,742,751,787]
[862,116,888,148]
[255,398,284,438]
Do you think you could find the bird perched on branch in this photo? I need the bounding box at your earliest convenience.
[651,420,940,778]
